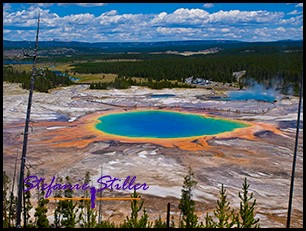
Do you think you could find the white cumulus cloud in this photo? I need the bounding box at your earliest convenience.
[2,5,303,42]
[63,13,95,25]
[208,10,284,24]
[156,27,200,34]
[220,28,230,33]
[203,3,214,8]
[279,15,303,26]
[151,8,209,25]
[105,10,118,16]
[35,3,54,8]
[276,27,286,32]
[58,3,107,7]
[254,27,270,37]
[287,10,300,15]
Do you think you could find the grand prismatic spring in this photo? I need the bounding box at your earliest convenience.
[95,110,249,139]
[27,108,279,151]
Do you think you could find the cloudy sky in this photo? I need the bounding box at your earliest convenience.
[3,3,303,42]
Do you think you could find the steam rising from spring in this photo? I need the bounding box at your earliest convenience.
[228,83,280,103]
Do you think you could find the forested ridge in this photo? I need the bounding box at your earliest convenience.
[3,48,302,94]
[72,52,302,94]
[4,39,302,54]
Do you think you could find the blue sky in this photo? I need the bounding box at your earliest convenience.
[3,3,303,42]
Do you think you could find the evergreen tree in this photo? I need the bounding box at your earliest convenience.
[203,212,216,228]
[153,215,167,228]
[78,171,97,228]
[178,166,198,228]
[3,171,10,228]
[95,220,117,228]
[53,176,63,228]
[24,169,33,227]
[8,192,17,228]
[123,189,151,228]
[60,176,78,228]
[213,184,235,228]
[137,208,151,228]
[34,179,49,228]
[236,178,260,228]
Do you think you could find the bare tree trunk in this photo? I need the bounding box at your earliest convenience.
[16,13,40,228]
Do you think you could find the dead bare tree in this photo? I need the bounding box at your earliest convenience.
[16,12,40,228]
[286,70,303,228]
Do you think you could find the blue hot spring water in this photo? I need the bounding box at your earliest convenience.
[95,110,249,139]
[150,94,176,98]
[228,89,276,103]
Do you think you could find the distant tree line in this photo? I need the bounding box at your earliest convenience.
[35,53,182,63]
[89,77,194,90]
[3,66,72,93]
[72,57,236,83]
[72,52,302,95]
[3,168,260,228]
